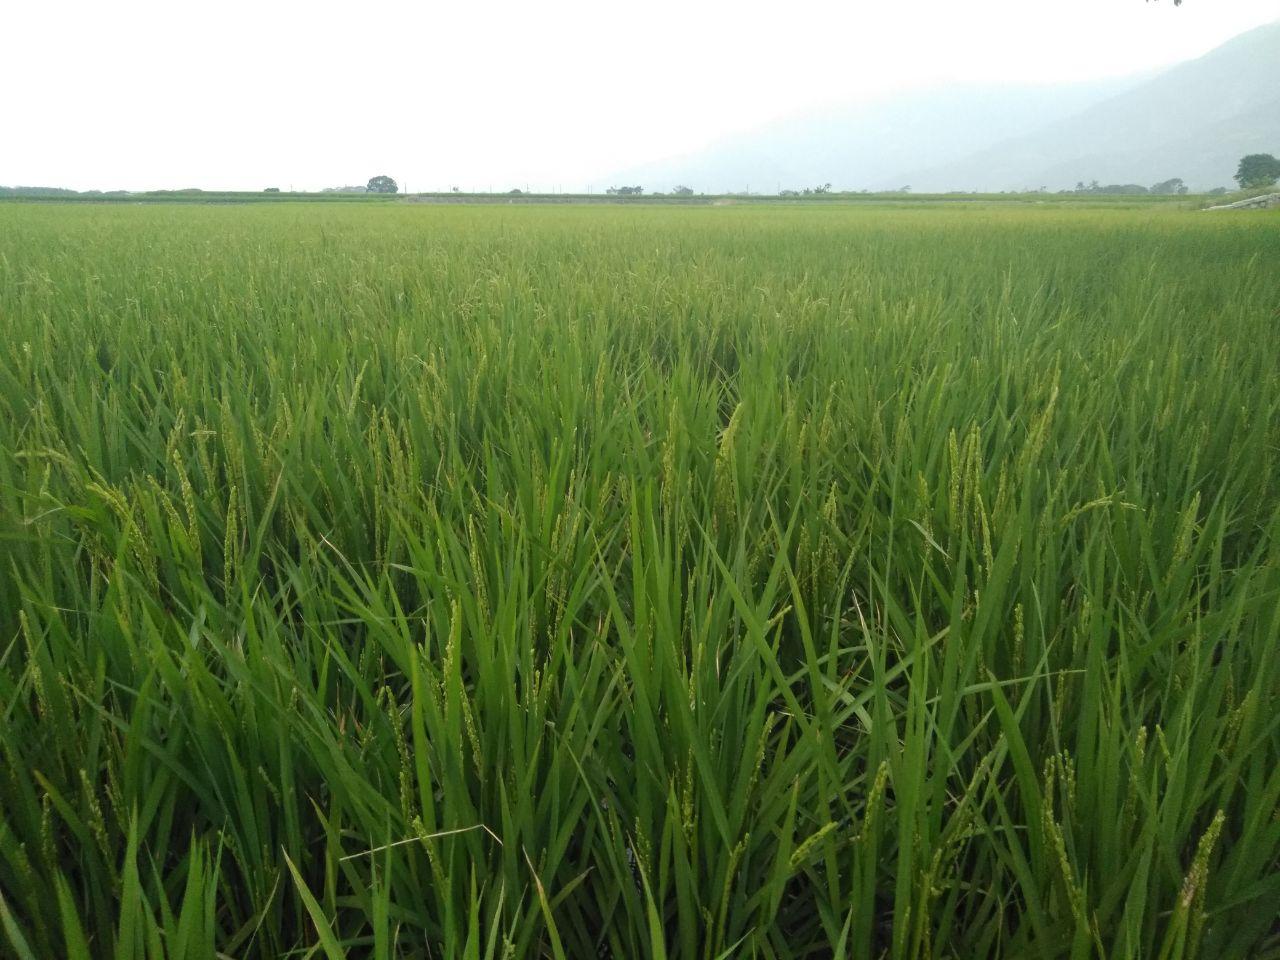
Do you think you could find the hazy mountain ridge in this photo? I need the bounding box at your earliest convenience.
[609,78,1147,193]
[901,20,1280,191]
[609,21,1280,194]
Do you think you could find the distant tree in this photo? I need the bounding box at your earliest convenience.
[815,183,832,194]
[264,187,281,193]
[1206,187,1229,196]
[366,175,399,194]
[606,185,644,196]
[1234,154,1280,190]
[508,188,523,195]
[1150,177,1187,195]
[0,185,81,197]
[779,189,800,197]
[671,185,695,197]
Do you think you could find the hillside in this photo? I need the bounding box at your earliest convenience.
[608,20,1280,194]
[902,19,1280,191]
[608,78,1144,193]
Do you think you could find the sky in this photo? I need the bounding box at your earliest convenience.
[2,0,1278,193]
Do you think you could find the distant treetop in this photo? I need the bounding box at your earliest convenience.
[1234,154,1280,190]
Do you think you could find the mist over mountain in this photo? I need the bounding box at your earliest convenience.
[902,19,1280,191]
[608,79,1145,193]
[608,20,1280,194]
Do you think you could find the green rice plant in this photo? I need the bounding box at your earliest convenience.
[0,202,1277,958]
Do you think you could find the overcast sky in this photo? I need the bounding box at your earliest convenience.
[3,0,1277,192]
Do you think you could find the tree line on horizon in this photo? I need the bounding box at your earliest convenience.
[4,154,1279,200]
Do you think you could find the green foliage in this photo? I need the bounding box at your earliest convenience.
[0,203,1277,959]
[0,184,85,198]
[366,175,399,194]
[1234,154,1280,190]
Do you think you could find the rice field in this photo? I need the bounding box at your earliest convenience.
[1,202,1277,959]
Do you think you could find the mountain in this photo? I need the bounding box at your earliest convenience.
[901,20,1280,192]
[606,21,1280,194]
[608,78,1147,194]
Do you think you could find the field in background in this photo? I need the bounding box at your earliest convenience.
[1,188,1213,205]
[1,203,1277,959]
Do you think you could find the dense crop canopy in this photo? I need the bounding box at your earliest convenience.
[0,202,1277,958]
